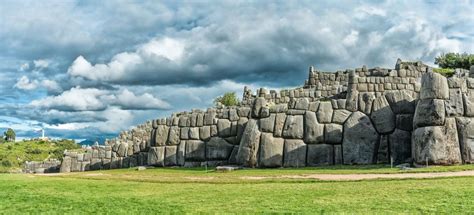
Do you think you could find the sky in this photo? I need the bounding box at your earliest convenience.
[0,0,473,142]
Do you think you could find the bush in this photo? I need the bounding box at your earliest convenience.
[1,160,12,167]
[435,53,474,70]
[214,92,239,107]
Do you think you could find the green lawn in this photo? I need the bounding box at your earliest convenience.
[1,167,474,213]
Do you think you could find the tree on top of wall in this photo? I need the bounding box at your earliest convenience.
[435,53,474,70]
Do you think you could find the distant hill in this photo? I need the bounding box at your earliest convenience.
[79,137,107,146]
[0,139,81,172]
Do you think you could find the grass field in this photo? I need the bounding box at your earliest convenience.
[1,166,474,213]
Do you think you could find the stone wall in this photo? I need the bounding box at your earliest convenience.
[24,159,61,173]
[58,60,474,172]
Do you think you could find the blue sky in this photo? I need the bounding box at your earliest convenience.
[0,0,473,142]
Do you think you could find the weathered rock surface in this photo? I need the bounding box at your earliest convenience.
[148,147,165,166]
[206,137,234,160]
[317,102,333,123]
[412,118,462,165]
[396,114,414,131]
[455,117,474,163]
[384,91,415,114]
[185,140,206,161]
[282,115,304,139]
[252,97,266,118]
[413,99,446,128]
[332,109,351,124]
[307,144,333,166]
[259,114,276,133]
[446,88,464,117]
[358,92,376,115]
[420,72,449,99]
[258,133,284,167]
[236,119,261,167]
[283,139,307,167]
[273,113,286,137]
[463,89,474,117]
[371,96,395,134]
[343,111,379,164]
[294,98,310,110]
[155,125,169,145]
[325,124,343,144]
[304,111,324,144]
[217,119,232,137]
[164,146,177,166]
[389,129,411,164]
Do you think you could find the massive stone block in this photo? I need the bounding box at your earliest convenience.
[317,102,333,123]
[332,109,351,124]
[236,117,248,143]
[282,115,304,139]
[188,127,200,140]
[455,117,474,163]
[185,140,206,161]
[283,139,307,167]
[358,92,376,115]
[252,97,266,118]
[412,118,462,165]
[413,99,445,128]
[294,98,310,110]
[377,135,389,164]
[147,147,165,166]
[420,72,449,100]
[155,125,169,146]
[117,142,128,157]
[60,156,71,173]
[236,119,261,167]
[273,113,286,137]
[307,144,333,166]
[384,91,415,114]
[258,133,284,167]
[342,111,379,164]
[345,87,359,112]
[217,119,232,137]
[370,96,395,134]
[167,126,180,145]
[463,89,474,117]
[304,111,324,144]
[396,114,414,131]
[259,114,276,133]
[446,88,464,117]
[177,141,186,166]
[180,127,189,140]
[204,110,216,125]
[325,124,343,144]
[206,137,234,160]
[199,126,211,141]
[389,129,411,164]
[164,146,177,166]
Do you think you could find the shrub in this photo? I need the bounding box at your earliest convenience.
[214,92,239,107]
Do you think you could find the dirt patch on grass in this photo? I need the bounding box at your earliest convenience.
[241,170,474,181]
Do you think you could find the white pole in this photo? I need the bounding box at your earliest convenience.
[42,129,45,139]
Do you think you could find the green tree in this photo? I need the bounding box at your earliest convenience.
[435,53,474,70]
[4,128,16,142]
[214,92,239,107]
